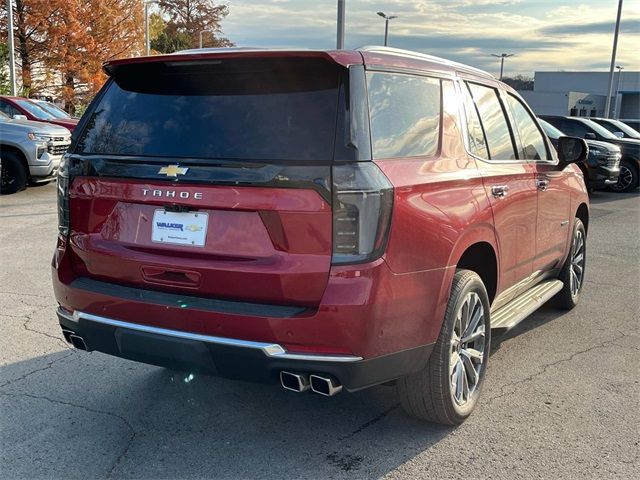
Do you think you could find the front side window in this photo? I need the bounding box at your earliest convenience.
[367,72,441,159]
[555,119,589,138]
[467,82,517,160]
[505,94,549,160]
[0,101,20,118]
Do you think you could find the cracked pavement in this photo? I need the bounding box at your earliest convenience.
[1,184,638,479]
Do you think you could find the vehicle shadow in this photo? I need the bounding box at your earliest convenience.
[588,189,639,206]
[491,304,569,352]
[0,350,453,479]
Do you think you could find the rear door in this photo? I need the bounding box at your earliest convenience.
[503,93,571,272]
[460,80,537,294]
[67,55,346,307]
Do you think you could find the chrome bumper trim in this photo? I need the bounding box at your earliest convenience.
[57,308,363,362]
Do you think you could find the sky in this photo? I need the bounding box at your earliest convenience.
[222,0,640,77]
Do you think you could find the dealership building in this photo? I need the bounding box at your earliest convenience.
[519,71,639,121]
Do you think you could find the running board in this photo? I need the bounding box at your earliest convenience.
[491,280,563,331]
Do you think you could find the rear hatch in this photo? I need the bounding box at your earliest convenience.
[64,54,351,308]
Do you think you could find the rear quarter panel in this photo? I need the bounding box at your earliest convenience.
[373,81,497,344]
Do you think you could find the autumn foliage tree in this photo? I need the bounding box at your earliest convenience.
[0,0,64,94]
[2,0,233,108]
[44,0,143,108]
[1,0,143,107]
[152,0,232,53]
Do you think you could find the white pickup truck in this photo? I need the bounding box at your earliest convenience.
[0,111,71,194]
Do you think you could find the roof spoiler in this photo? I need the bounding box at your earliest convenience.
[103,49,362,77]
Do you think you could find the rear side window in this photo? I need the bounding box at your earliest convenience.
[367,72,441,159]
[467,82,517,160]
[459,81,489,158]
[75,58,341,161]
[505,95,549,160]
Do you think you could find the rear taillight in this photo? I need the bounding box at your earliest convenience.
[332,162,393,265]
[57,154,71,237]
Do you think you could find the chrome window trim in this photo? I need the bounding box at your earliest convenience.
[57,308,363,363]
[455,78,556,166]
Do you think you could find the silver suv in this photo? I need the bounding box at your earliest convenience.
[0,111,71,194]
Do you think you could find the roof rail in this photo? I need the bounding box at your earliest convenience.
[357,46,495,80]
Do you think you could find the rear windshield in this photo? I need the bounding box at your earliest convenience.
[75,57,342,161]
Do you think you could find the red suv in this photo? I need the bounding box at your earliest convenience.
[0,96,78,132]
[52,47,589,424]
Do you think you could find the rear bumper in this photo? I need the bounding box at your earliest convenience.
[57,307,433,391]
[53,237,450,390]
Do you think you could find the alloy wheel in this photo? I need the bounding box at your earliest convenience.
[569,229,585,296]
[449,292,486,406]
[612,164,633,192]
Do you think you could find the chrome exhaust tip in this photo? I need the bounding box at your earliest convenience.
[309,374,343,396]
[68,334,87,351]
[61,329,74,344]
[280,371,310,392]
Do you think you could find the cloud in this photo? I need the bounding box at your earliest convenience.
[222,0,640,76]
[538,18,640,36]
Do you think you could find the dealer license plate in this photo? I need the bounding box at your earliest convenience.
[151,210,208,247]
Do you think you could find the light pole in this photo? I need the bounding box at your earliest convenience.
[6,0,17,95]
[336,0,345,49]
[605,0,623,118]
[613,65,624,119]
[376,12,397,47]
[199,30,216,48]
[491,53,514,80]
[144,0,159,56]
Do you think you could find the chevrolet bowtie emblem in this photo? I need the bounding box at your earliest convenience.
[158,165,189,177]
[185,224,203,232]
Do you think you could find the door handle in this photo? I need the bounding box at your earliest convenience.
[491,185,509,198]
[536,179,550,191]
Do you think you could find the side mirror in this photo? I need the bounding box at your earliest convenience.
[12,114,27,120]
[584,132,596,140]
[613,131,624,138]
[557,136,588,168]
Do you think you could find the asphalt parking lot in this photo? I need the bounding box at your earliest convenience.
[1,183,638,479]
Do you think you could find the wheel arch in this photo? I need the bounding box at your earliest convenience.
[0,144,31,180]
[576,202,589,234]
[454,241,498,304]
[445,222,499,303]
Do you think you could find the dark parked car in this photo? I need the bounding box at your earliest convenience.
[540,115,640,192]
[589,117,640,140]
[53,47,589,425]
[621,120,640,132]
[539,118,620,191]
[0,96,78,132]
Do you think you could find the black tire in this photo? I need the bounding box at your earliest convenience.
[553,218,586,310]
[609,160,639,193]
[397,269,491,425]
[0,151,28,195]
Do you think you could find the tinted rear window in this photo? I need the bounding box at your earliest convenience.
[75,58,341,161]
